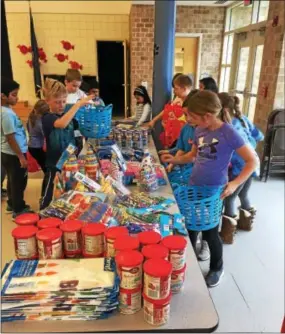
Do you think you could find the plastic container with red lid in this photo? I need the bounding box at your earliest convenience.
[12,226,38,259]
[105,226,129,257]
[15,213,40,227]
[171,264,186,293]
[119,285,142,315]
[38,217,63,229]
[143,292,171,326]
[161,235,187,271]
[36,227,63,259]
[143,258,172,300]
[138,231,161,248]
[115,250,143,290]
[82,223,106,258]
[114,235,139,254]
[60,220,83,258]
[142,244,169,261]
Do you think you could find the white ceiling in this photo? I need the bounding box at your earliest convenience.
[134,0,236,6]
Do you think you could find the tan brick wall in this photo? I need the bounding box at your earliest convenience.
[274,35,285,110]
[254,0,285,134]
[129,5,225,111]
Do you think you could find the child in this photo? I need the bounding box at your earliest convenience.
[88,81,105,106]
[218,93,264,243]
[40,78,93,209]
[199,77,219,94]
[131,86,152,127]
[65,69,87,104]
[163,91,257,287]
[27,100,50,173]
[1,77,31,218]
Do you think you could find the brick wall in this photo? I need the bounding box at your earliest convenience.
[129,5,225,111]
[254,0,285,134]
[274,35,285,110]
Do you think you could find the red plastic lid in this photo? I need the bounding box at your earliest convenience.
[15,213,40,226]
[120,285,142,294]
[143,258,172,277]
[138,231,161,246]
[114,235,139,252]
[12,226,38,239]
[82,223,106,236]
[172,264,187,275]
[105,226,129,240]
[143,292,172,305]
[115,250,143,267]
[142,244,169,260]
[36,228,62,241]
[38,217,63,229]
[161,235,187,250]
[60,220,83,233]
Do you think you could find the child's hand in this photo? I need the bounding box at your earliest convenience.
[147,120,155,128]
[19,155,28,169]
[77,95,95,107]
[221,181,239,199]
[158,150,169,155]
[166,163,174,173]
[161,153,175,164]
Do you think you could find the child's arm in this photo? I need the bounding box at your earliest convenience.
[244,116,264,142]
[163,145,197,165]
[165,150,185,173]
[148,110,163,128]
[54,95,93,129]
[6,134,27,168]
[221,145,257,199]
[137,104,151,126]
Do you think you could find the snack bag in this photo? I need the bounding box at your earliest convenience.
[139,151,158,192]
[109,153,123,184]
[53,172,65,199]
[62,153,79,191]
[85,144,99,181]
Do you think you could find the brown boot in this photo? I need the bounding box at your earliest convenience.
[237,208,254,231]
[220,215,237,244]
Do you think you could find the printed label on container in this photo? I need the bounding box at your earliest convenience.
[119,291,141,315]
[84,234,104,256]
[37,238,63,259]
[120,265,142,290]
[171,271,186,293]
[144,300,170,326]
[106,239,115,257]
[63,232,81,252]
[16,237,37,259]
[169,249,186,271]
[144,274,170,300]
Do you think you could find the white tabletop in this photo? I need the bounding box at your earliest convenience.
[2,137,219,333]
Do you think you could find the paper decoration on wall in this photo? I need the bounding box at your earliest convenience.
[26,60,33,68]
[61,40,75,50]
[17,45,32,55]
[38,48,48,63]
[54,53,69,62]
[69,60,83,70]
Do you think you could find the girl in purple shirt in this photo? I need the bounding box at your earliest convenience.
[163,91,257,287]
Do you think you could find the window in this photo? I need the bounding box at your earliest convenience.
[219,34,233,92]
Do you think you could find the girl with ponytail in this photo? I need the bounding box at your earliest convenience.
[218,92,264,244]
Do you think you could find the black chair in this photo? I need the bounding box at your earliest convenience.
[260,109,285,181]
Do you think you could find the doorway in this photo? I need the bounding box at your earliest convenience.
[230,29,265,121]
[97,41,125,117]
[174,34,201,87]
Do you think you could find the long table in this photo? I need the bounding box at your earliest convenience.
[2,137,219,333]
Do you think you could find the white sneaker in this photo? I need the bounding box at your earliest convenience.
[198,241,210,261]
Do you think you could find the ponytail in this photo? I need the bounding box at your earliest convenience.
[233,96,246,128]
[220,108,232,124]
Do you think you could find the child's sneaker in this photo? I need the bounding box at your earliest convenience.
[238,208,254,231]
[12,207,33,220]
[197,241,210,261]
[6,204,13,214]
[205,269,224,287]
[220,215,237,244]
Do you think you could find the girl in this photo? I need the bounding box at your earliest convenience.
[132,86,152,127]
[40,78,93,210]
[163,91,257,287]
[199,77,219,94]
[218,93,264,244]
[27,100,50,173]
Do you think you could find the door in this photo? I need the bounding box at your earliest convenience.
[97,41,125,117]
[230,29,265,121]
[123,40,130,118]
[174,37,199,84]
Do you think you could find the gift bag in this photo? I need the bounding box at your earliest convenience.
[27,152,41,173]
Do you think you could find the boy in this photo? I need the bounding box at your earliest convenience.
[88,81,105,106]
[65,69,87,104]
[148,74,192,129]
[1,77,31,218]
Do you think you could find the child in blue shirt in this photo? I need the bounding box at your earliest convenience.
[163,91,257,287]
[1,77,31,218]
[218,93,264,243]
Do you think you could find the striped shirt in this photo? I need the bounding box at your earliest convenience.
[134,103,151,126]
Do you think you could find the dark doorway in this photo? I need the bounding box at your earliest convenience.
[97,41,125,117]
[1,0,13,79]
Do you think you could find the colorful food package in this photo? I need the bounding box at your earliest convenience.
[85,145,100,181]
[56,144,77,171]
[109,153,123,184]
[53,172,65,200]
[139,152,158,193]
[62,153,78,191]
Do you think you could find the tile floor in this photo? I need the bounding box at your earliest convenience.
[1,174,284,332]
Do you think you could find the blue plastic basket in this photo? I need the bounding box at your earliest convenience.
[174,185,224,231]
[168,165,192,186]
[75,104,112,139]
